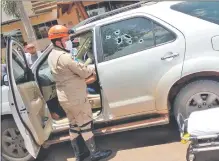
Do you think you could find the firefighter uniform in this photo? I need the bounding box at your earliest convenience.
[48,47,94,137]
[47,25,112,161]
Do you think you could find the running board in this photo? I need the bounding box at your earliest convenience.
[43,114,169,148]
[43,132,70,148]
[95,114,169,136]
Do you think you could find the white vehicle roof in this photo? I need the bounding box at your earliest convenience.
[75,1,218,35]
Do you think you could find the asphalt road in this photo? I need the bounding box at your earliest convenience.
[37,122,219,161]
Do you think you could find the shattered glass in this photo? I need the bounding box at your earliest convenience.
[101,17,154,61]
[100,17,176,62]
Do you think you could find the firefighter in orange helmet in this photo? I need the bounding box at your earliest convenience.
[47,25,112,161]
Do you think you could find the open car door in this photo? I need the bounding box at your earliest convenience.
[6,37,53,158]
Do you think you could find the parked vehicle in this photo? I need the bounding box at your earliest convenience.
[2,1,219,161]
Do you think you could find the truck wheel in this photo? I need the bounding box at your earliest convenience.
[1,118,34,161]
[174,80,219,119]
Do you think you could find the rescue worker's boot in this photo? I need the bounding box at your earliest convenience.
[77,134,90,160]
[71,135,90,161]
[85,137,112,161]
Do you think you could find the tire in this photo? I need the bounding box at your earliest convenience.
[173,79,219,119]
[1,118,34,161]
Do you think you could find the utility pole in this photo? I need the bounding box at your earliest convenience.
[75,2,89,20]
[16,1,38,49]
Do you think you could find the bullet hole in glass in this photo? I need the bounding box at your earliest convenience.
[114,30,120,35]
[128,40,132,44]
[116,37,122,44]
[106,35,111,40]
[139,39,143,43]
[124,34,131,39]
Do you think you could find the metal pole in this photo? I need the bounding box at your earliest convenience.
[16,1,38,49]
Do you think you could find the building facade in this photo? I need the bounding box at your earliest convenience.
[1,1,57,61]
[1,1,137,62]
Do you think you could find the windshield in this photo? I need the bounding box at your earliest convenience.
[171,2,219,25]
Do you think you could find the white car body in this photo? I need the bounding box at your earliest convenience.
[2,1,219,161]
[1,85,10,115]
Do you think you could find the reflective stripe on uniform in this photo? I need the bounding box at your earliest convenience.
[70,129,81,134]
[80,121,92,128]
[80,128,92,133]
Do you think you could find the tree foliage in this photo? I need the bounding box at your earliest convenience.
[2,0,20,18]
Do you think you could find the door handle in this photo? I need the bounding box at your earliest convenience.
[161,52,179,60]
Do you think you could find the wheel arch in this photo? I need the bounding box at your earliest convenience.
[155,56,219,113]
[168,71,219,112]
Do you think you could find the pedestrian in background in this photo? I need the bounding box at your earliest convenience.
[25,43,42,67]
[23,42,28,53]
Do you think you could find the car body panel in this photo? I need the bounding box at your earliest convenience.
[212,36,219,51]
[76,1,219,116]
[156,56,219,113]
[182,57,219,77]
[94,12,186,118]
[1,85,11,115]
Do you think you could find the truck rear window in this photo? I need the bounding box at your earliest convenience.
[171,2,219,25]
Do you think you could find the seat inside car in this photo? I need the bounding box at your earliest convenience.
[36,57,102,121]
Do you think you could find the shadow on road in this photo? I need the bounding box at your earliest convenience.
[96,119,219,161]
[36,120,180,161]
[36,119,219,161]
[96,119,180,150]
[93,120,181,161]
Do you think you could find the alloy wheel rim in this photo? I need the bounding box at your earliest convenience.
[186,92,219,116]
[2,128,28,158]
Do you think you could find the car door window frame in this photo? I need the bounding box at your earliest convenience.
[153,21,177,47]
[6,37,40,147]
[10,41,34,84]
[12,49,27,84]
[96,13,177,63]
[35,54,52,94]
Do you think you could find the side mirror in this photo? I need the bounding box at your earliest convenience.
[2,74,9,86]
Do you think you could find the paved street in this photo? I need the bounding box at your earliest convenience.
[37,121,219,161]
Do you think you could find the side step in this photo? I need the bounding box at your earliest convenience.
[43,114,169,148]
[43,132,70,148]
[95,114,169,136]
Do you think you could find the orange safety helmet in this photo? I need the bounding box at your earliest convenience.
[48,25,69,40]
